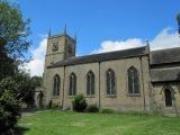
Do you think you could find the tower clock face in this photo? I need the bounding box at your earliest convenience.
[52,42,58,52]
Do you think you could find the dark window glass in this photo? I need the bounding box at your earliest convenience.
[128,67,139,95]
[69,73,76,96]
[165,89,172,107]
[87,71,95,96]
[106,69,116,96]
[53,75,60,96]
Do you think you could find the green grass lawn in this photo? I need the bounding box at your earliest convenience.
[19,110,180,135]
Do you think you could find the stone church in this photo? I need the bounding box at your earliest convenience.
[43,31,180,114]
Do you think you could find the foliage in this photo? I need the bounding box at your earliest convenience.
[0,56,16,81]
[0,0,30,81]
[0,90,21,135]
[72,94,87,112]
[0,1,31,134]
[0,72,42,107]
[101,108,115,114]
[0,0,30,58]
[30,76,42,88]
[13,72,35,107]
[86,104,99,112]
[0,77,17,96]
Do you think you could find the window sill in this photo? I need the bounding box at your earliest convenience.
[85,96,96,98]
[128,94,141,97]
[165,106,173,108]
[68,95,75,98]
[106,95,117,98]
[51,96,60,99]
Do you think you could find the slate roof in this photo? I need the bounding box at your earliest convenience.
[150,47,180,65]
[48,46,149,68]
[151,67,180,82]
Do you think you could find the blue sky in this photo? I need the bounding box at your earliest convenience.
[15,0,180,76]
[18,0,180,54]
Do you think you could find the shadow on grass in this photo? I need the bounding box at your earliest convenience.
[14,126,29,135]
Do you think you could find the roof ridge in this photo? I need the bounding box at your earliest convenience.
[48,46,148,68]
[151,46,180,53]
[71,45,148,59]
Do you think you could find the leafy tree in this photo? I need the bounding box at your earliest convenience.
[0,90,21,135]
[0,72,42,107]
[0,0,30,81]
[30,76,42,88]
[0,0,30,57]
[0,1,31,133]
[13,72,34,107]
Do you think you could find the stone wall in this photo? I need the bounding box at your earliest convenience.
[152,83,180,114]
[44,55,152,112]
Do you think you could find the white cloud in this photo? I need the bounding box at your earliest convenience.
[92,38,144,54]
[22,36,47,77]
[92,27,180,53]
[150,28,180,50]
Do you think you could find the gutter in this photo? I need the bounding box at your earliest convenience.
[98,61,101,109]
[62,66,65,108]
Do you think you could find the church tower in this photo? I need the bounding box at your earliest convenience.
[43,28,76,105]
[44,28,76,67]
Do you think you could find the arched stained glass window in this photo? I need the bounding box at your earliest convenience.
[69,73,76,96]
[53,74,60,96]
[128,66,140,95]
[87,71,95,96]
[106,69,116,96]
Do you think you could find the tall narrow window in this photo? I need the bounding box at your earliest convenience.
[53,75,60,96]
[106,69,116,96]
[87,71,95,96]
[164,89,172,107]
[69,73,76,96]
[128,66,139,95]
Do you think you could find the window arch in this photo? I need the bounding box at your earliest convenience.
[87,71,95,96]
[128,66,140,95]
[53,74,60,96]
[106,69,116,96]
[69,73,76,96]
[164,88,173,107]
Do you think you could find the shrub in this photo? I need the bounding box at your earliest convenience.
[86,104,99,113]
[0,90,21,134]
[72,94,87,112]
[101,108,115,114]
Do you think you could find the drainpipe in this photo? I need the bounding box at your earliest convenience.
[98,61,101,109]
[140,56,146,111]
[62,66,66,109]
